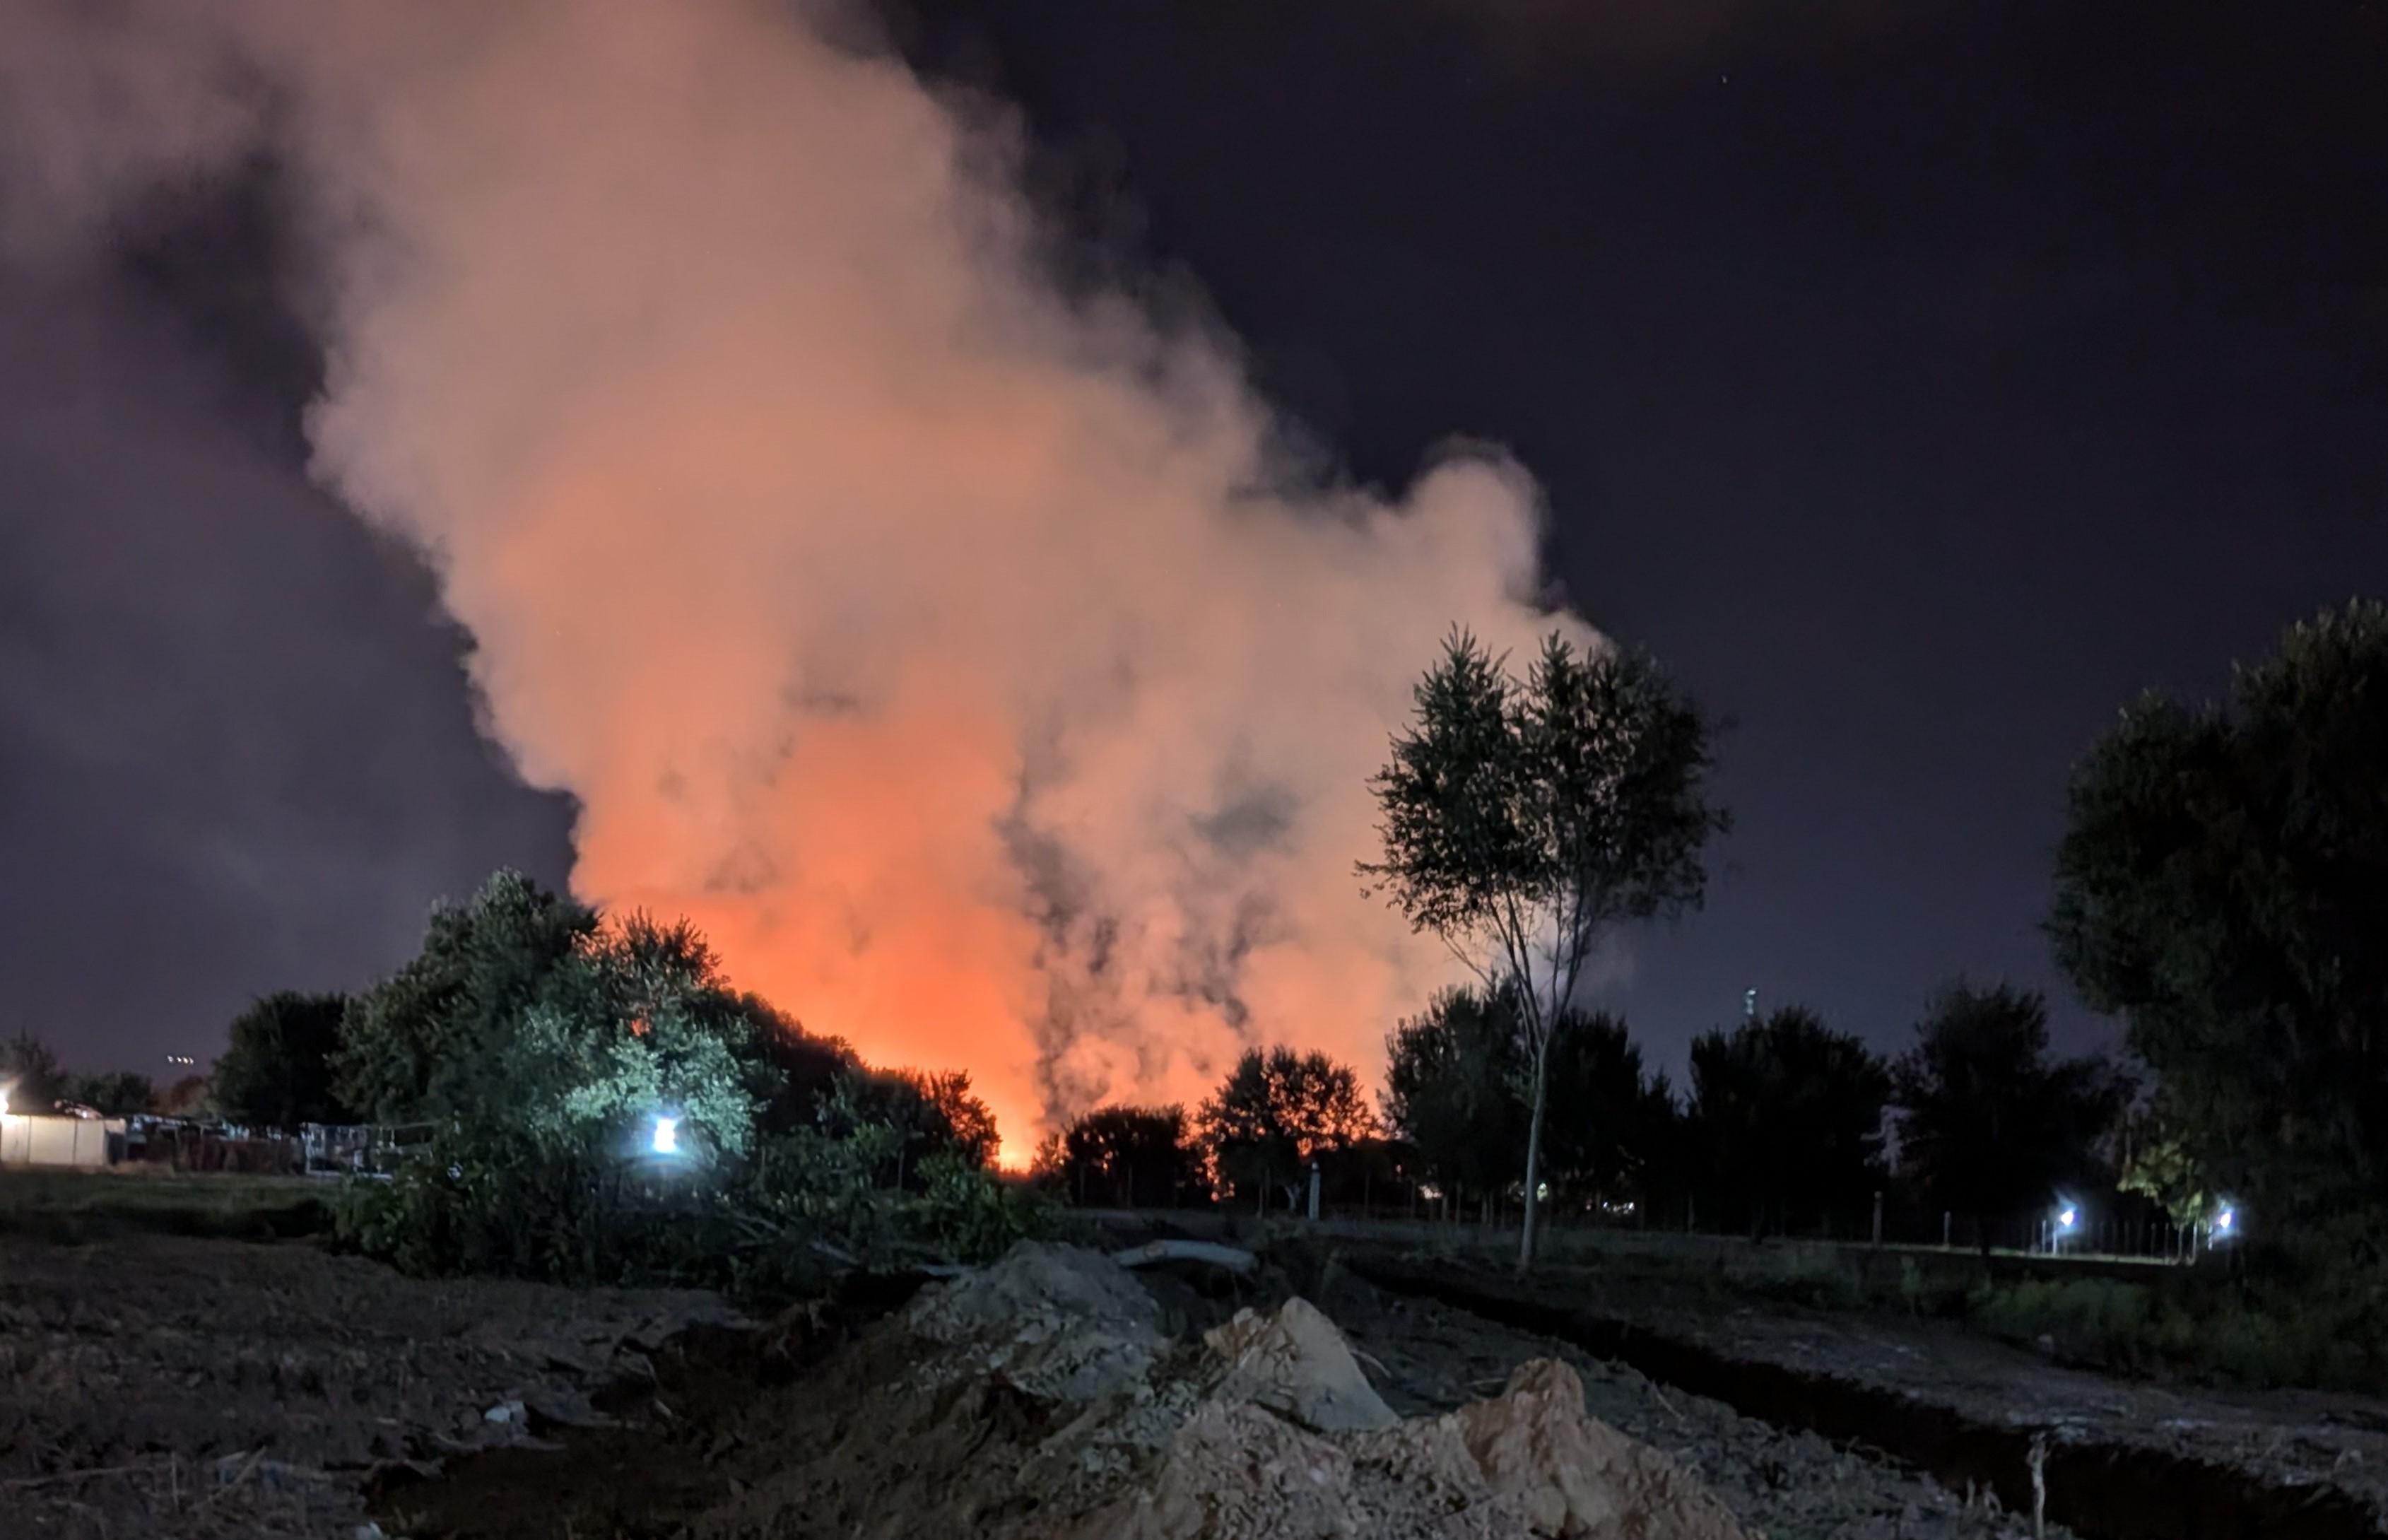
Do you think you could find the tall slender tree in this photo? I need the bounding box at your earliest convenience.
[1364,630,1727,1268]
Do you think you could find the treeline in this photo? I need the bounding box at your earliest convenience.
[8,870,1036,1288]
[1035,977,2127,1249]
[1047,599,2388,1297]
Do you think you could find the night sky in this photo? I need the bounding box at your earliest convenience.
[4,0,2384,1080]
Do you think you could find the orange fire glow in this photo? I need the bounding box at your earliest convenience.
[6,0,1599,1157]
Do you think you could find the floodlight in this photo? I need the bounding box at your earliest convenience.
[2214,1206,2235,1234]
[651,1115,680,1156]
[2057,1206,2078,1230]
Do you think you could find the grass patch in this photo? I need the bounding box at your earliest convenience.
[0,1168,332,1242]
[1878,1264,2388,1393]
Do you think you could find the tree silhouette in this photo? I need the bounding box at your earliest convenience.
[2051,601,2388,1228]
[1199,1046,1375,1213]
[1365,630,1727,1268]
[1890,980,2131,1250]
[213,992,355,1129]
[1382,985,1527,1213]
[1688,1005,1887,1239]
[1042,1105,1208,1207]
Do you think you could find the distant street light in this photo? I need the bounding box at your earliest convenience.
[650,1115,680,1156]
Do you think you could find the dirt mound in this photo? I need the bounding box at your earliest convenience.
[905,1240,1167,1401]
[877,1245,1755,1539]
[1447,1359,1751,1540]
[1086,1343,1758,1540]
[404,1242,1760,1540]
[1203,1295,1399,1433]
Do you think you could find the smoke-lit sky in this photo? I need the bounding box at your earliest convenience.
[2,1,2382,1144]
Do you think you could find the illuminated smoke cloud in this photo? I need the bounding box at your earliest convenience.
[8,1,1596,1158]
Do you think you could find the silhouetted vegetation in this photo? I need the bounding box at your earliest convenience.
[1198,1045,1375,1213]
[66,1070,155,1115]
[1687,1006,1888,1240]
[0,1031,69,1113]
[213,990,355,1129]
[1035,1104,1210,1208]
[1890,980,2132,1253]
[327,870,1042,1288]
[2052,601,2388,1244]
[1381,984,1674,1219]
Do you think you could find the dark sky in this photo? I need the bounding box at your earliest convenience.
[4,0,2384,1078]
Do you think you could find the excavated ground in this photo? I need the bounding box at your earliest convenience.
[388,1243,2078,1540]
[1341,1250,2388,1540]
[7,1225,2377,1539]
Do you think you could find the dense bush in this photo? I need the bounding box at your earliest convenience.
[331,870,1045,1291]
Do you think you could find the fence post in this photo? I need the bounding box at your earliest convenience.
[1942,1211,1952,1249]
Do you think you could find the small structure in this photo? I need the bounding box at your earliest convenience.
[0,1112,128,1170]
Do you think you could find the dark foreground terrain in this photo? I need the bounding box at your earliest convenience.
[4,1219,2384,1539]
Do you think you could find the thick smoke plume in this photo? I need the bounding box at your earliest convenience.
[6,1,1594,1158]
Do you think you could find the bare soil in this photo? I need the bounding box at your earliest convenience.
[6,1226,2382,1540]
[1351,1250,2388,1535]
[0,1232,743,1539]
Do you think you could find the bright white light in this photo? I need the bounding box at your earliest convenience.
[2057,1207,2078,1230]
[2215,1207,2235,1233]
[0,1086,10,1117]
[650,1115,679,1156]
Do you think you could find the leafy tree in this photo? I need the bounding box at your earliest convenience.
[155,1074,212,1118]
[507,912,777,1161]
[213,992,355,1129]
[334,868,1044,1284]
[747,1001,864,1136]
[1889,981,2132,1251]
[335,868,596,1122]
[2118,1097,2216,1228]
[1382,985,1527,1211]
[0,1031,69,1114]
[1040,1104,1209,1207]
[67,1071,155,1116]
[1688,1006,1888,1239]
[818,1066,1002,1187]
[1199,1046,1376,1213]
[1363,630,1728,1267]
[2049,602,2388,1230]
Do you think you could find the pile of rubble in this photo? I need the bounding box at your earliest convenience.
[852,1242,1759,1540]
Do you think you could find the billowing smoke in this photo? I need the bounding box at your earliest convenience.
[6,1,1595,1158]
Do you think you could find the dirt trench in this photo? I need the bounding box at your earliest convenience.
[1351,1257,2385,1540]
[387,1243,2102,1540]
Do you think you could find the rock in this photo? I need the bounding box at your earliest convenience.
[1204,1298,1399,1433]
